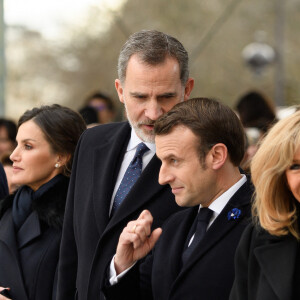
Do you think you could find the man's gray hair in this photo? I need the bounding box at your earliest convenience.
[118,30,189,85]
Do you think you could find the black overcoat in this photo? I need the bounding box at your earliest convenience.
[0,177,69,300]
[57,122,182,300]
[230,223,298,300]
[103,179,253,300]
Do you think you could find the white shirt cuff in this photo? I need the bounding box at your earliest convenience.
[109,255,137,285]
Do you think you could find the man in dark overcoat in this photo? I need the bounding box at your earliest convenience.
[103,98,253,300]
[56,30,194,300]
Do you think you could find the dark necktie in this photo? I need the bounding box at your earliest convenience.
[181,207,213,266]
[111,142,149,216]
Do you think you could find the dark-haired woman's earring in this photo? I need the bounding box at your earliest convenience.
[55,163,60,168]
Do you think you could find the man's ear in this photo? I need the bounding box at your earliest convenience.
[115,79,124,104]
[183,77,194,101]
[210,143,228,170]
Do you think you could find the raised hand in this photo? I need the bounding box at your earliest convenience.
[0,287,11,300]
[114,210,162,275]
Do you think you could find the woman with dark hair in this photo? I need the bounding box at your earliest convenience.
[0,104,86,300]
[230,109,300,300]
[0,118,17,159]
[235,91,278,173]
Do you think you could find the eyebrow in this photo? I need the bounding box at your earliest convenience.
[158,153,177,161]
[157,92,177,98]
[129,92,177,98]
[18,138,37,143]
[130,92,146,97]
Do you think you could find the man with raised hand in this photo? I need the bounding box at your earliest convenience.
[104,98,253,300]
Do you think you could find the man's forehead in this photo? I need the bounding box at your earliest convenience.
[126,55,180,76]
[156,126,196,155]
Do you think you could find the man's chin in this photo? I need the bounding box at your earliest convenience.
[135,127,155,143]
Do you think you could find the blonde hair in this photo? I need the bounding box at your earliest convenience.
[251,109,300,239]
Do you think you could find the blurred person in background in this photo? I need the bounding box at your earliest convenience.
[0,163,8,199]
[1,153,18,194]
[0,119,17,161]
[0,104,86,300]
[78,105,100,128]
[235,90,277,173]
[230,109,300,300]
[84,91,116,124]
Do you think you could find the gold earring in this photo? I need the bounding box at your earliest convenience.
[55,163,60,168]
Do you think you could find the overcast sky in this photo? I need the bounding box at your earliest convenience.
[4,0,123,39]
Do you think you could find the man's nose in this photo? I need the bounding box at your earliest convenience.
[159,165,173,186]
[144,100,163,121]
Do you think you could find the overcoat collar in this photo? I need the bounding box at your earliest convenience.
[92,122,131,234]
[0,209,20,262]
[254,230,297,300]
[17,211,41,249]
[0,175,68,229]
[0,209,29,299]
[158,207,198,280]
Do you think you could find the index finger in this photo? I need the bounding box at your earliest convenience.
[137,210,153,222]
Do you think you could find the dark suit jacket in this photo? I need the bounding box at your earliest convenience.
[103,178,253,300]
[57,122,182,300]
[230,223,298,300]
[0,177,69,300]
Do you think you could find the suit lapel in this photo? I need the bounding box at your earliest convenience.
[254,234,296,300]
[0,209,19,261]
[161,207,198,281]
[106,155,165,232]
[92,123,130,234]
[17,212,41,249]
[0,210,29,299]
[177,180,252,279]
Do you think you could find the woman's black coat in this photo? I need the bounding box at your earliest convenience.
[0,177,69,300]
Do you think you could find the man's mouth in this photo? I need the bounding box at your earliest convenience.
[171,187,183,194]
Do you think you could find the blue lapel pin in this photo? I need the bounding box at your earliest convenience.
[227,208,241,220]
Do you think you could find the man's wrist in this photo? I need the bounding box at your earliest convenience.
[114,255,135,275]
[109,255,137,285]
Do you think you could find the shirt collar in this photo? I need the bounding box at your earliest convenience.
[201,174,247,215]
[127,128,156,153]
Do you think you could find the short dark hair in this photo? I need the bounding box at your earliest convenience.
[85,92,115,112]
[79,106,99,125]
[235,90,277,132]
[154,98,245,166]
[18,104,86,176]
[0,118,17,144]
[118,30,189,85]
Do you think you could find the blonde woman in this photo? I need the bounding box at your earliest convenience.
[230,109,300,300]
